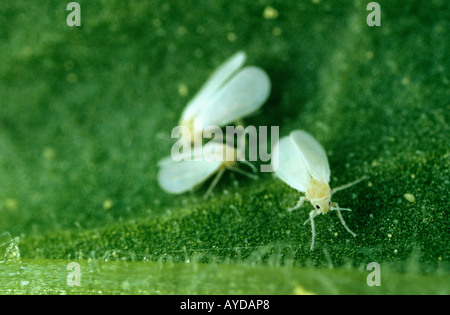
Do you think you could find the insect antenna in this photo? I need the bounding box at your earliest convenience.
[330,207,352,212]
[239,160,258,173]
[330,176,367,195]
[228,166,259,180]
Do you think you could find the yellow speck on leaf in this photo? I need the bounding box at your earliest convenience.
[272,27,282,36]
[5,199,19,211]
[103,199,114,210]
[178,83,188,97]
[263,6,278,19]
[404,193,416,203]
[227,32,237,42]
[401,77,410,85]
[43,147,56,160]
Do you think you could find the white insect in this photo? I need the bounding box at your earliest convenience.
[179,51,271,143]
[158,142,257,199]
[272,130,366,250]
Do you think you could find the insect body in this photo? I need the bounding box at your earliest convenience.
[179,51,271,143]
[158,142,257,199]
[272,130,365,250]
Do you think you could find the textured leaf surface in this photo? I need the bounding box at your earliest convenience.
[0,0,448,294]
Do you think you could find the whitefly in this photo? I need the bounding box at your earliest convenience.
[179,51,271,144]
[272,130,366,250]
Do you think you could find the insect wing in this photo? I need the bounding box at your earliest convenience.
[157,155,177,168]
[181,51,247,122]
[158,158,223,194]
[289,130,330,182]
[272,135,311,192]
[198,66,271,127]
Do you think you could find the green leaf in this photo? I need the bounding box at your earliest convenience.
[0,0,448,294]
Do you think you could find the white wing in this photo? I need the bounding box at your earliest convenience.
[157,142,231,194]
[272,135,311,192]
[158,159,222,194]
[289,130,330,183]
[198,66,271,127]
[181,51,246,122]
[157,146,201,168]
[157,155,177,168]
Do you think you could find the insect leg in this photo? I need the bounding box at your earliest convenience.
[288,196,306,212]
[303,209,319,250]
[332,203,357,237]
[203,167,226,199]
[331,176,367,195]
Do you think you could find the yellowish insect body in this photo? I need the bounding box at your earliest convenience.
[305,179,331,214]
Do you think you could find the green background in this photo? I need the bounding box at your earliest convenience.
[0,0,448,294]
